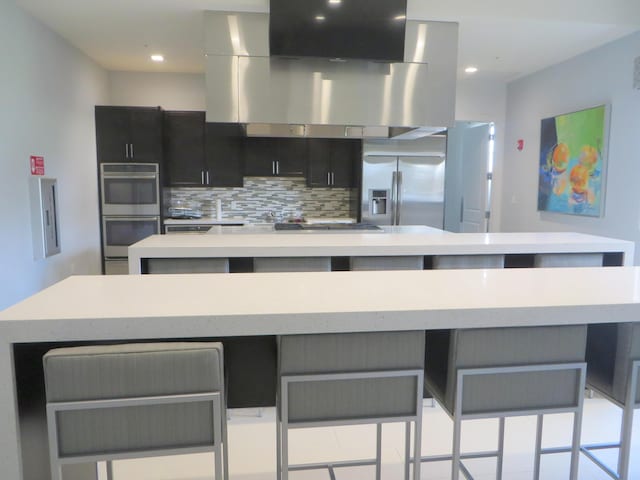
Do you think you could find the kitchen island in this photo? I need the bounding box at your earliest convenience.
[128,229,634,273]
[2,267,640,479]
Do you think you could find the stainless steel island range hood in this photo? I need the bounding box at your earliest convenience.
[204,11,458,138]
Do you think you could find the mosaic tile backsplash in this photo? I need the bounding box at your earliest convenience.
[165,177,358,223]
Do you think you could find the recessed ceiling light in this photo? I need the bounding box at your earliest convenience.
[465,66,478,74]
[394,15,406,20]
[151,54,164,62]
[328,0,341,4]
[315,15,326,21]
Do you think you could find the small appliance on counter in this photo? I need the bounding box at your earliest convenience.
[167,200,203,219]
[274,223,381,231]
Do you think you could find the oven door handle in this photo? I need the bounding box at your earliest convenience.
[103,174,158,180]
[104,216,160,222]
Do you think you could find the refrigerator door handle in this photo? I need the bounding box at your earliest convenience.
[391,171,397,225]
[396,171,403,224]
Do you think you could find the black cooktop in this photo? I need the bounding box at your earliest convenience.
[275,223,382,231]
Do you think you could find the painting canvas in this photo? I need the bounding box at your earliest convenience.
[537,105,608,217]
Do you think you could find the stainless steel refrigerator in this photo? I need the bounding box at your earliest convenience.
[361,155,445,227]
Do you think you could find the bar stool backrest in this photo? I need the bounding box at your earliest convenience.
[44,342,224,457]
[278,331,424,423]
[253,257,331,272]
[350,256,424,271]
[147,257,230,273]
[612,323,640,404]
[426,326,587,416]
[432,255,505,269]
[534,253,603,268]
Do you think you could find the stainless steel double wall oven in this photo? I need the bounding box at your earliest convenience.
[100,163,160,273]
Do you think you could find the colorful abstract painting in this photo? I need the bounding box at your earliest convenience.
[537,105,608,217]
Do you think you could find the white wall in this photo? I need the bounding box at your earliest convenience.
[502,31,640,262]
[0,2,108,310]
[108,71,206,110]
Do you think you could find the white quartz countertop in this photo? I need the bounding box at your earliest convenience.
[128,230,634,271]
[2,267,640,341]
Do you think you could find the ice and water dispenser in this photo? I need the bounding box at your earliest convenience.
[370,189,389,215]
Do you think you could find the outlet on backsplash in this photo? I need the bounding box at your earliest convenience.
[165,177,358,223]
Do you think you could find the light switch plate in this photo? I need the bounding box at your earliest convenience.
[634,56,640,90]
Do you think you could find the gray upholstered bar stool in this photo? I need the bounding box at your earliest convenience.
[253,256,331,272]
[147,257,230,273]
[277,331,425,480]
[579,322,640,479]
[533,252,603,268]
[44,342,228,480]
[432,254,505,269]
[350,255,424,271]
[422,325,587,480]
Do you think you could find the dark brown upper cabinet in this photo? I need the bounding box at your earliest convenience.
[163,111,244,188]
[307,139,361,188]
[95,106,162,164]
[244,138,307,177]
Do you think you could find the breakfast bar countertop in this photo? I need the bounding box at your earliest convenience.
[127,230,635,273]
[3,267,640,334]
[2,266,640,479]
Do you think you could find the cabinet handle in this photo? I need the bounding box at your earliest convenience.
[206,170,210,185]
[276,161,279,175]
[272,161,275,175]
[125,144,129,158]
[130,143,134,158]
[201,170,205,185]
[327,172,331,185]
[331,172,335,185]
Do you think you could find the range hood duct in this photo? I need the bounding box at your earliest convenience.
[204,12,458,139]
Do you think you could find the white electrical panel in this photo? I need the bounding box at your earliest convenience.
[29,177,61,259]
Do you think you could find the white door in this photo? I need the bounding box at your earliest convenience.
[444,122,493,233]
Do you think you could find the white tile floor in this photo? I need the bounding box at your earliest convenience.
[112,396,638,480]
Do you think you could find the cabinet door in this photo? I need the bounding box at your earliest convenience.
[95,107,130,162]
[129,107,163,163]
[244,138,278,176]
[206,123,244,187]
[330,139,361,188]
[163,111,205,187]
[276,138,307,176]
[306,139,331,187]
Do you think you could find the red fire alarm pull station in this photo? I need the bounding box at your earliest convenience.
[30,156,45,175]
[516,139,524,151]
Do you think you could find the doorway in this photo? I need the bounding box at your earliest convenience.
[444,121,495,233]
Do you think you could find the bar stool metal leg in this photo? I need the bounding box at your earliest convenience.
[618,361,639,480]
[452,391,463,480]
[376,423,382,480]
[413,400,423,480]
[403,422,409,480]
[276,406,282,480]
[570,403,585,480]
[496,417,505,480]
[533,414,543,479]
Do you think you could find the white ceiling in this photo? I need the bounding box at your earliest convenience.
[15,0,640,82]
